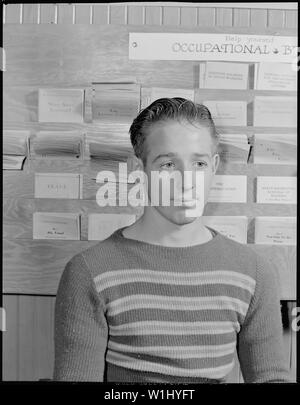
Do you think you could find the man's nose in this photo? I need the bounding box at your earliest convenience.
[176,166,195,193]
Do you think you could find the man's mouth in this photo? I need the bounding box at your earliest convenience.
[172,198,198,207]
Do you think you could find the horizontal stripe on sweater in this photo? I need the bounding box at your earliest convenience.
[107,349,235,369]
[109,320,240,336]
[94,269,256,294]
[106,295,249,317]
[108,308,241,326]
[101,282,253,304]
[106,363,223,383]
[106,350,235,378]
[110,332,236,347]
[108,341,236,358]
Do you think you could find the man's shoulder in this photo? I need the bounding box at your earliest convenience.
[72,230,126,278]
[212,231,270,281]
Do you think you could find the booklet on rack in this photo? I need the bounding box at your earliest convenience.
[200,62,249,90]
[218,133,250,163]
[256,176,297,204]
[203,101,247,126]
[92,82,140,122]
[254,133,297,165]
[3,130,30,170]
[255,63,297,91]
[254,216,296,246]
[3,155,26,170]
[253,96,297,128]
[30,131,83,158]
[202,216,248,244]
[34,173,83,199]
[88,213,136,240]
[33,212,81,240]
[38,88,84,123]
[208,175,247,203]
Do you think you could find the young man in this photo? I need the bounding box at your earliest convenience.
[53,98,290,383]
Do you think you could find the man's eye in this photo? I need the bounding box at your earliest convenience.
[194,161,208,168]
[160,162,175,169]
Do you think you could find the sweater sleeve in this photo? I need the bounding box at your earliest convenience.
[53,253,108,381]
[237,254,291,383]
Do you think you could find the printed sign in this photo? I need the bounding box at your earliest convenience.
[129,33,297,63]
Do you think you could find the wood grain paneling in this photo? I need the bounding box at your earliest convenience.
[110,4,126,25]
[3,24,297,88]
[216,8,233,27]
[3,239,93,294]
[127,5,144,25]
[197,7,216,27]
[2,295,19,380]
[3,196,140,240]
[162,6,180,26]
[3,295,55,381]
[250,9,268,28]
[233,8,250,27]
[5,3,21,24]
[57,3,74,24]
[23,4,39,24]
[180,7,197,27]
[93,4,108,25]
[2,4,297,28]
[75,4,92,24]
[268,9,285,28]
[40,3,56,24]
[145,6,162,25]
[285,10,298,29]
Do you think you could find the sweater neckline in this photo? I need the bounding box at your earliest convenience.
[112,225,222,252]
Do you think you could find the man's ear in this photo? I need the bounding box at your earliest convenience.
[212,153,220,175]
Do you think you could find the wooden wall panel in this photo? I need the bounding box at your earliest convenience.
[57,4,74,24]
[40,3,56,24]
[162,6,180,26]
[75,4,92,24]
[3,4,297,30]
[285,10,298,29]
[145,6,162,26]
[3,196,140,240]
[233,8,250,27]
[268,9,285,28]
[93,4,109,25]
[2,295,19,380]
[250,9,268,28]
[127,5,144,25]
[3,24,297,89]
[216,8,233,27]
[197,7,216,27]
[23,4,39,24]
[180,7,197,27]
[109,4,126,25]
[4,3,21,24]
[3,239,93,295]
[3,295,55,381]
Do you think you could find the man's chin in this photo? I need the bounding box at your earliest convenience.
[163,210,199,226]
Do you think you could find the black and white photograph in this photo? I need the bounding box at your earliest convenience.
[1,1,298,390]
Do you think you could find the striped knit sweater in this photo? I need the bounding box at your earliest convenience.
[53,226,290,383]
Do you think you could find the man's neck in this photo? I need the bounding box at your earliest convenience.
[122,207,213,247]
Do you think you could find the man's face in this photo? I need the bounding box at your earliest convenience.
[141,119,219,226]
